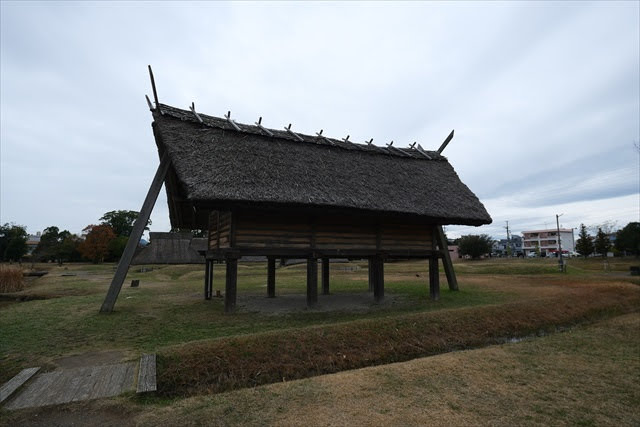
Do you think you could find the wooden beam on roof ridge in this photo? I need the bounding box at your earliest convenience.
[284,123,305,142]
[224,111,242,132]
[416,144,433,159]
[255,117,274,137]
[145,95,154,111]
[189,102,204,124]
[148,65,159,107]
[437,130,454,154]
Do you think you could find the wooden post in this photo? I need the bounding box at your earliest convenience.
[267,257,276,298]
[204,260,211,300]
[429,255,440,300]
[368,258,373,292]
[321,257,330,295]
[208,260,214,299]
[225,257,238,313]
[307,257,318,307]
[100,154,171,313]
[373,256,384,302]
[435,226,458,291]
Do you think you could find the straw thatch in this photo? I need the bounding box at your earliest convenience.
[152,104,491,229]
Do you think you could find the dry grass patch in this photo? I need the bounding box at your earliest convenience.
[0,265,24,293]
[157,281,640,398]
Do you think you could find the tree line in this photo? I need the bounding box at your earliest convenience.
[0,210,149,264]
[451,221,640,259]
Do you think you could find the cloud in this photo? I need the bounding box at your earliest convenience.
[1,1,638,239]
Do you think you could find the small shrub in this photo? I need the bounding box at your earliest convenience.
[0,265,24,293]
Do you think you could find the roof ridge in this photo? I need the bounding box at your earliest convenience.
[155,103,445,161]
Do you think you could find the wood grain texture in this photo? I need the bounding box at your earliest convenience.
[0,367,40,404]
[137,354,157,393]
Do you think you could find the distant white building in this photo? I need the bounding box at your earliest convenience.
[522,228,575,257]
[26,231,41,255]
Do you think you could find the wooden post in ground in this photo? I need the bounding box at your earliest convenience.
[321,257,330,295]
[204,260,212,300]
[368,258,374,292]
[100,154,171,313]
[267,257,276,298]
[435,226,458,291]
[373,256,384,302]
[307,257,318,307]
[208,260,214,298]
[429,255,440,300]
[225,257,238,313]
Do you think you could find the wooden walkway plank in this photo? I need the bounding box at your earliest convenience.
[4,363,137,410]
[0,367,40,404]
[137,354,157,393]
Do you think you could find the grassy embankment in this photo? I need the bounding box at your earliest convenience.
[0,258,638,395]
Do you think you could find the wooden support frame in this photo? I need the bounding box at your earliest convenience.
[267,257,276,298]
[225,257,238,313]
[372,256,384,302]
[435,226,458,291]
[321,257,330,295]
[306,257,318,307]
[100,154,171,313]
[204,260,213,300]
[429,255,440,300]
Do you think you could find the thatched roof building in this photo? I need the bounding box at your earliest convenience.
[132,232,206,265]
[153,104,491,230]
[99,81,492,314]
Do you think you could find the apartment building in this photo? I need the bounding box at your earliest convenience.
[522,228,575,257]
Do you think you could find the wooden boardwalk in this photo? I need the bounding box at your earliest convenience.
[4,362,137,410]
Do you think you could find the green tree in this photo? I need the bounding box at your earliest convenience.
[594,228,611,258]
[458,234,493,259]
[58,234,83,262]
[100,210,150,237]
[0,223,28,262]
[33,226,79,264]
[575,224,594,259]
[107,235,129,261]
[615,222,640,256]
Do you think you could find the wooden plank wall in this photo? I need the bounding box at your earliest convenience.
[207,210,433,251]
[381,222,432,250]
[208,211,232,249]
[235,212,311,248]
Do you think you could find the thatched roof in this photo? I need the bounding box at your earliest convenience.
[151,103,491,229]
[132,232,205,265]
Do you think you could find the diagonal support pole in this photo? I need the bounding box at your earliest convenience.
[100,153,171,313]
[435,226,458,291]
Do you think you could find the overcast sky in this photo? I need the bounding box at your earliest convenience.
[1,1,639,240]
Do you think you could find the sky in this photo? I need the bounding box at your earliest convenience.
[1,1,639,241]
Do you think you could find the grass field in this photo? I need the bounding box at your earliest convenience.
[1,257,639,424]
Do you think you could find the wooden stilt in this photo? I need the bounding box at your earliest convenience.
[267,257,276,298]
[208,260,214,298]
[429,255,440,300]
[204,260,211,300]
[435,226,458,291]
[306,257,318,307]
[368,258,373,292]
[225,258,238,313]
[373,256,384,302]
[100,154,171,313]
[321,258,330,295]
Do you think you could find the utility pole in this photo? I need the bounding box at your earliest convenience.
[556,214,564,271]
[505,221,511,257]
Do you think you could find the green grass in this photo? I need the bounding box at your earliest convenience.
[1,258,638,385]
[0,260,508,382]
